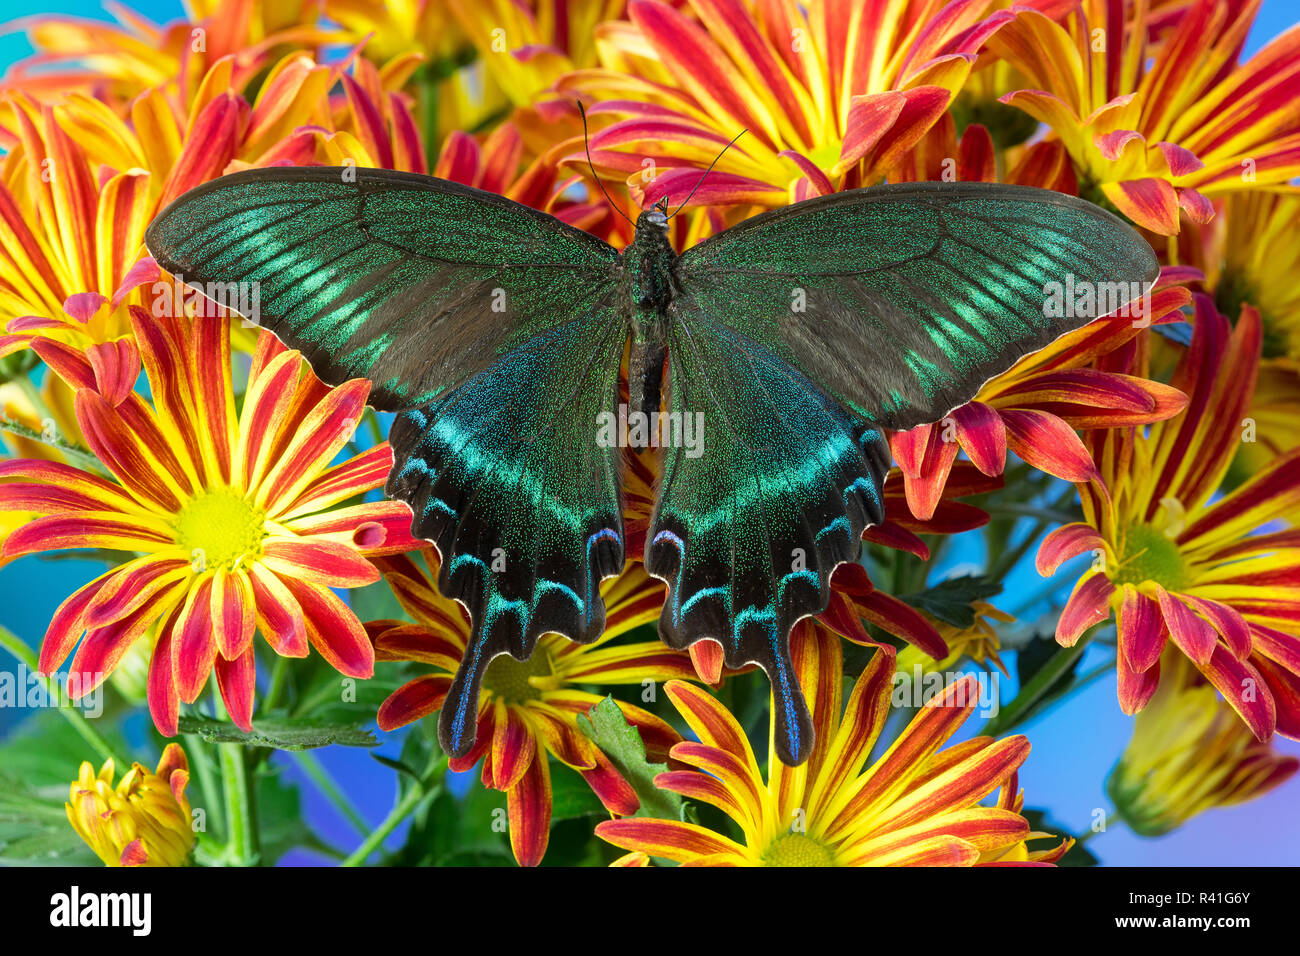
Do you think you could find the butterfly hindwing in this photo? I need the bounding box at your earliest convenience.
[646,317,891,765]
[145,166,619,411]
[674,181,1159,430]
[388,309,628,757]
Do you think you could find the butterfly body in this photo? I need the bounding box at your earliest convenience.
[146,166,1158,766]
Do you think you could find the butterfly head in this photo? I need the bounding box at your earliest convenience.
[639,197,671,231]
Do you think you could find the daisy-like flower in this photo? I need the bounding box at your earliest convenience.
[1,0,339,112]
[368,549,695,867]
[1037,296,1300,739]
[0,308,421,735]
[990,0,1300,234]
[1108,651,1298,836]
[1198,190,1300,362]
[449,0,623,108]
[597,628,1067,866]
[66,743,193,867]
[0,51,426,362]
[1179,188,1300,468]
[560,0,1016,210]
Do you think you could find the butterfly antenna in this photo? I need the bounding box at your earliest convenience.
[577,100,634,226]
[669,129,747,218]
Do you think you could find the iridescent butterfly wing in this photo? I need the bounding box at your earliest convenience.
[146,167,626,756]
[657,182,1158,763]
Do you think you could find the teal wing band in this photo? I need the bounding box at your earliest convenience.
[387,318,627,757]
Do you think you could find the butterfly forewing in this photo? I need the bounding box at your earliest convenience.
[673,181,1160,430]
[145,166,619,411]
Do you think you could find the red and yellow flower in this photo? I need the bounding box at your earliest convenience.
[1108,651,1298,836]
[990,0,1300,234]
[368,549,695,867]
[66,743,194,867]
[1,0,339,113]
[597,629,1068,865]
[1037,296,1300,740]
[560,0,1016,214]
[0,309,421,735]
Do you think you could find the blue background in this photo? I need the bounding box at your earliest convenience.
[1,0,1296,866]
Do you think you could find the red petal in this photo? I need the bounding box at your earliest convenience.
[1036,524,1107,576]
[951,401,1006,476]
[1057,574,1114,646]
[1117,585,1166,673]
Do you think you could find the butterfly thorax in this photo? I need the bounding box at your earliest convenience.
[622,210,677,417]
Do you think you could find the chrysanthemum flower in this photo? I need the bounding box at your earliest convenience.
[66,743,194,867]
[560,0,1016,209]
[1198,190,1300,362]
[0,309,421,734]
[596,630,1066,866]
[368,548,693,867]
[0,52,426,362]
[1037,296,1300,739]
[450,0,623,108]
[1108,652,1298,836]
[990,0,1300,234]
[1,0,339,112]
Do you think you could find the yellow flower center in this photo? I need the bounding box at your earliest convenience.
[174,489,266,572]
[1114,523,1189,591]
[763,833,835,867]
[481,650,553,703]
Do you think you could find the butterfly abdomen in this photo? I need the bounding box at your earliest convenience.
[621,211,680,418]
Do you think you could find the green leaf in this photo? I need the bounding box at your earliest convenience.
[901,574,1002,628]
[256,766,338,863]
[177,715,377,751]
[0,826,95,865]
[578,696,682,821]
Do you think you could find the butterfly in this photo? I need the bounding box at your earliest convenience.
[146,165,1156,766]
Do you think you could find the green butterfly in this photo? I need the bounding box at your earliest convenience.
[146,165,1156,765]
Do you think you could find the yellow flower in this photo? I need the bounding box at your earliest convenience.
[598,624,1067,866]
[898,601,1012,676]
[66,743,194,867]
[1108,653,1299,836]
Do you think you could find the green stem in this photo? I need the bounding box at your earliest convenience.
[263,654,289,713]
[219,743,259,865]
[0,625,121,765]
[292,750,370,838]
[984,634,1093,735]
[341,755,447,867]
[182,733,225,842]
[213,690,260,865]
